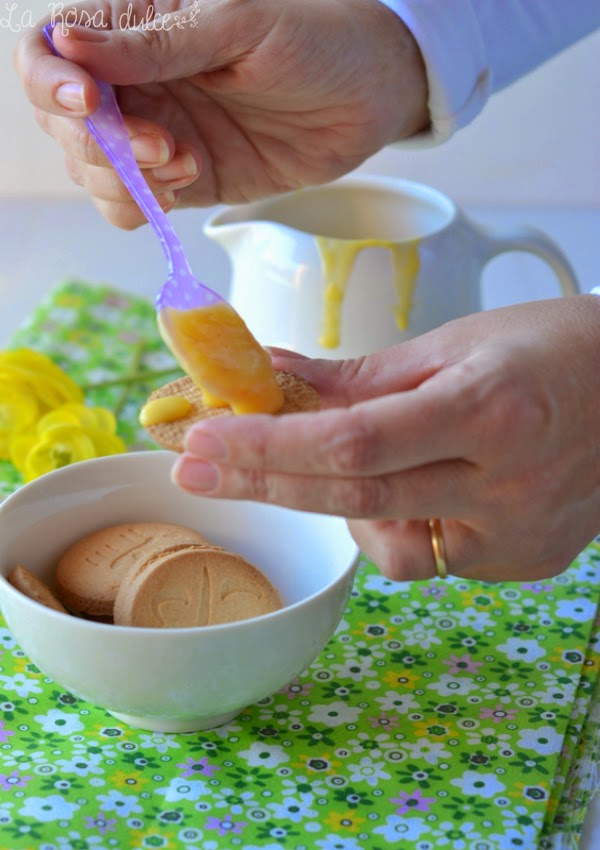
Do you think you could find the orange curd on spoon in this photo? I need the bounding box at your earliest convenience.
[158,302,284,415]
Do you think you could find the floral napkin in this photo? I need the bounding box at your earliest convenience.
[1,281,600,850]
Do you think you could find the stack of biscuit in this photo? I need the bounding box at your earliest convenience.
[8,521,282,628]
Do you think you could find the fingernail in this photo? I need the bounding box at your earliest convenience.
[55,83,86,112]
[185,431,226,459]
[130,134,170,165]
[158,191,176,209]
[153,152,198,182]
[173,458,219,492]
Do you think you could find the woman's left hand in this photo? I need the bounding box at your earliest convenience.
[172,296,600,583]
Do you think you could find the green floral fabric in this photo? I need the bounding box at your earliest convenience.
[1,281,600,850]
[0,281,182,499]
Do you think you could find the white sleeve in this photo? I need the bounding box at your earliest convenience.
[378,0,600,143]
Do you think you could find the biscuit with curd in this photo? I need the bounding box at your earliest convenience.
[8,564,67,614]
[113,542,282,628]
[55,522,211,619]
[142,372,320,452]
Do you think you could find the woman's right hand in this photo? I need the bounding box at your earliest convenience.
[15,0,429,228]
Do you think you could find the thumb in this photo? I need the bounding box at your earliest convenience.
[51,2,255,85]
[269,339,443,409]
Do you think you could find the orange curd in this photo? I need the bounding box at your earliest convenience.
[158,302,284,415]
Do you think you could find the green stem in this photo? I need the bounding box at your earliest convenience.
[113,340,145,420]
[80,366,182,391]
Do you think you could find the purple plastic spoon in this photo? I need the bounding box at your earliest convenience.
[43,25,286,415]
[43,23,223,318]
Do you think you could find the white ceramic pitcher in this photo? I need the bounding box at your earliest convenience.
[204,175,579,359]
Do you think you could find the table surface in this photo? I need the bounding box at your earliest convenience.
[1,198,599,849]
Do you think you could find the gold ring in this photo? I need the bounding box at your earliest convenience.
[428,518,448,579]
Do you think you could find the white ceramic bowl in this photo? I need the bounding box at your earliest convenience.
[0,451,359,733]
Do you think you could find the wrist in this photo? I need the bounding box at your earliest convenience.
[376,0,490,145]
[369,0,430,142]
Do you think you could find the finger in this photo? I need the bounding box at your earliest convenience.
[269,351,356,408]
[47,6,267,85]
[270,328,458,407]
[348,518,439,582]
[267,348,310,365]
[65,146,200,200]
[35,109,176,169]
[183,378,473,479]
[92,192,177,231]
[349,515,569,585]
[186,343,542,478]
[171,454,475,519]
[269,312,493,408]
[347,517,483,582]
[15,26,100,116]
[268,344,444,409]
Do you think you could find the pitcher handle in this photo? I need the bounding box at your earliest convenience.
[469,220,580,296]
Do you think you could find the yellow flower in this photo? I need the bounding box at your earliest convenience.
[110,770,151,790]
[0,348,83,409]
[410,720,453,739]
[2,349,127,480]
[10,405,126,483]
[37,402,117,434]
[382,668,422,689]
[291,751,342,775]
[0,382,40,457]
[508,780,551,804]
[323,809,366,832]
[0,348,83,458]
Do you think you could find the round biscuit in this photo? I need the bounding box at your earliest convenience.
[8,564,67,614]
[55,522,212,618]
[113,543,283,628]
[143,371,320,452]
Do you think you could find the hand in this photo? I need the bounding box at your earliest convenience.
[15,0,428,229]
[172,296,600,583]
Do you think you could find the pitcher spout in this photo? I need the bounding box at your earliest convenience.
[203,206,252,251]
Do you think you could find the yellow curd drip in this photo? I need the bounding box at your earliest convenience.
[158,302,284,415]
[139,396,192,427]
[316,237,421,348]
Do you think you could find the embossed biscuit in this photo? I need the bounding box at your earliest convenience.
[55,522,211,618]
[8,564,67,614]
[143,372,320,453]
[113,543,283,628]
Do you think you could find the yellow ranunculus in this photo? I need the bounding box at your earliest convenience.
[0,348,83,410]
[8,432,37,473]
[0,382,40,457]
[1,349,127,480]
[0,349,84,458]
[20,424,98,481]
[11,417,127,483]
[35,403,118,434]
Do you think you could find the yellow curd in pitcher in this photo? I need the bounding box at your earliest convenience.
[316,237,421,349]
[158,302,284,415]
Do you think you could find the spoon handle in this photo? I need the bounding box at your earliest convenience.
[43,24,188,276]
